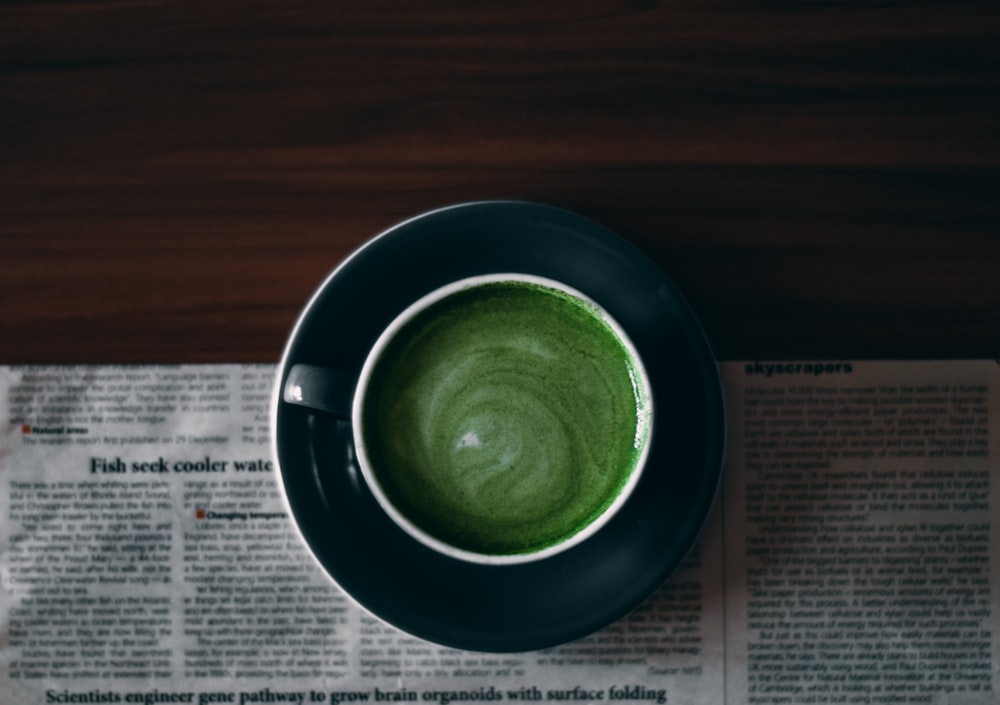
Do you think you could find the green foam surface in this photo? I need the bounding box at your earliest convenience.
[361,281,648,556]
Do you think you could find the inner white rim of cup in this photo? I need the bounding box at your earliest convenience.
[352,273,654,565]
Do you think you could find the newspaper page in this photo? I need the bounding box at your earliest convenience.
[721,361,997,705]
[0,361,996,705]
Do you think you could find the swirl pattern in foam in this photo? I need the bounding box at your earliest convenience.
[360,279,650,558]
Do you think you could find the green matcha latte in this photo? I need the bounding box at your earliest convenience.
[356,276,652,562]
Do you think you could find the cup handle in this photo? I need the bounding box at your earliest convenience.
[282,364,354,417]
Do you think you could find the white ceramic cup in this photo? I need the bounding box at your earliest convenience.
[284,273,654,565]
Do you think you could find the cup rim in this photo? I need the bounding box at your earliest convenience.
[351,272,654,565]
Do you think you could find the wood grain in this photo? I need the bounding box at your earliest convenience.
[1,0,998,363]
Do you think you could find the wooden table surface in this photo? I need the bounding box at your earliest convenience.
[2,0,998,365]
